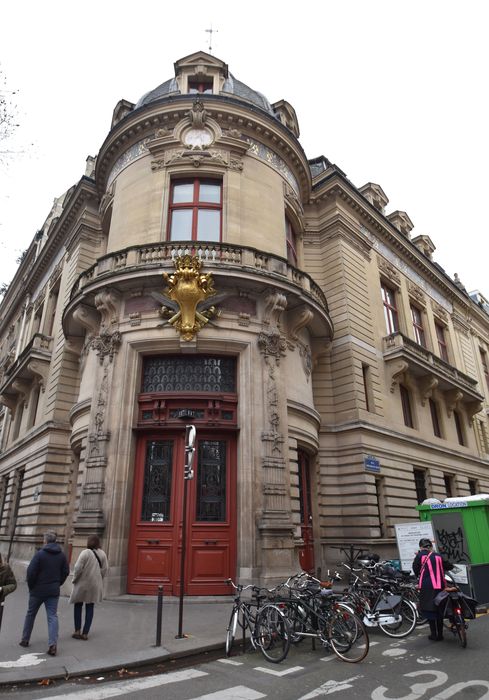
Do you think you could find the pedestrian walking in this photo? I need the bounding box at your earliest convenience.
[0,552,17,632]
[412,537,445,641]
[69,535,108,640]
[19,531,69,656]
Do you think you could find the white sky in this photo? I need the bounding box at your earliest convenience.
[1,0,487,296]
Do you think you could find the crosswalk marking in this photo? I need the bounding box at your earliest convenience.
[38,668,208,700]
[219,658,244,665]
[253,665,304,676]
[188,688,266,700]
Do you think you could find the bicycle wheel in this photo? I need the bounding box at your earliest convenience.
[378,599,417,638]
[327,608,369,663]
[454,614,467,648]
[225,607,239,656]
[255,604,291,663]
[282,602,308,644]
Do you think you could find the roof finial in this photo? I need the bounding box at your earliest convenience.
[205,25,218,54]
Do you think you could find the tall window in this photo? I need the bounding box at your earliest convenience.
[454,410,465,446]
[381,283,399,334]
[400,384,414,428]
[468,478,478,496]
[410,305,426,347]
[374,477,387,538]
[444,474,454,498]
[285,217,298,266]
[413,468,427,503]
[435,323,449,362]
[480,349,489,391]
[168,179,222,242]
[362,364,374,412]
[429,398,442,438]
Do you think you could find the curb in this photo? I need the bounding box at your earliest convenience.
[0,641,225,688]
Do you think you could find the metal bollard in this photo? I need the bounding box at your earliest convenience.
[156,585,163,646]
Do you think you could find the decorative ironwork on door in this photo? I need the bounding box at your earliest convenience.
[141,441,173,522]
[196,440,227,522]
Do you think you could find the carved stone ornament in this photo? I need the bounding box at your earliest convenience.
[377,255,401,286]
[408,282,426,306]
[388,359,409,393]
[159,255,218,341]
[418,375,438,406]
[445,388,463,417]
[90,330,122,364]
[262,291,287,328]
[186,97,207,128]
[94,289,121,334]
[258,330,287,362]
[431,299,448,322]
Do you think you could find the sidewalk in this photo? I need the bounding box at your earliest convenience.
[0,582,232,686]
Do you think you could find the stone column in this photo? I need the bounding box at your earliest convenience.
[257,291,295,579]
[73,289,121,539]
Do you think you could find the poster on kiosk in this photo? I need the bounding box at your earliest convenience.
[395,521,435,573]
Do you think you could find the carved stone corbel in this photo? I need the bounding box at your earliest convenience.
[262,291,287,328]
[64,336,85,356]
[0,394,17,416]
[289,306,313,342]
[311,338,332,368]
[12,379,30,407]
[418,375,438,406]
[466,401,484,420]
[28,360,49,391]
[445,389,463,417]
[94,288,121,333]
[388,360,409,393]
[73,304,101,337]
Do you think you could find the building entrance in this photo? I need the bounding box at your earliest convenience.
[128,355,238,595]
[298,450,315,573]
[128,431,236,595]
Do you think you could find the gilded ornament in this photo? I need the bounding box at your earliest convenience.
[158,256,219,341]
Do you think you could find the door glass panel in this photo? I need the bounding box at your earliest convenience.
[170,209,192,240]
[197,209,220,241]
[141,441,173,522]
[196,440,226,522]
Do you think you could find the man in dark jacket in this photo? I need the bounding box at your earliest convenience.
[19,531,69,656]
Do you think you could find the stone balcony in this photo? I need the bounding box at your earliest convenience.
[0,333,53,408]
[383,332,484,417]
[65,241,332,342]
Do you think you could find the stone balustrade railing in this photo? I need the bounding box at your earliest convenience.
[70,241,328,311]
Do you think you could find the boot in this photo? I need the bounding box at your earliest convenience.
[428,620,438,640]
[435,619,444,641]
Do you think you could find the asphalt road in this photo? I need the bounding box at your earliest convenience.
[7,614,489,700]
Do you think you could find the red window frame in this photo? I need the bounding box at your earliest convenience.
[381,283,399,334]
[410,305,426,347]
[168,178,222,242]
[435,322,449,362]
[285,218,298,266]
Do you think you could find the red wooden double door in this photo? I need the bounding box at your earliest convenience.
[128,430,236,595]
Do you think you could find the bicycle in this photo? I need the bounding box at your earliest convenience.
[341,563,417,638]
[225,579,290,663]
[274,573,369,663]
[437,574,476,649]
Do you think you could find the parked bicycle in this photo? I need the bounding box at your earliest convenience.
[272,572,369,663]
[341,562,417,638]
[225,579,290,663]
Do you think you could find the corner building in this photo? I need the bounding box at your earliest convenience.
[1,52,489,595]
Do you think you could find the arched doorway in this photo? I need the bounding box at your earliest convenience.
[127,356,238,595]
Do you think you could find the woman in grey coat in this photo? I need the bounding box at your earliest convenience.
[69,535,108,640]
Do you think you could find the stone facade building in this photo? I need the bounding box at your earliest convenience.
[1,51,488,595]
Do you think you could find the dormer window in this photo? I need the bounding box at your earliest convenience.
[188,78,213,94]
